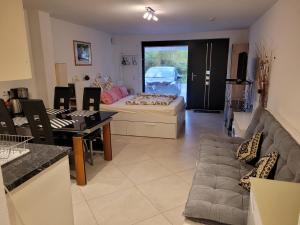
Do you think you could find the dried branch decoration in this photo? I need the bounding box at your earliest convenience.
[256,44,275,108]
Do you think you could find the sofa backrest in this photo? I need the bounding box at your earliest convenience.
[245,106,300,182]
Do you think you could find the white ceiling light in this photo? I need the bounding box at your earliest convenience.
[143,12,149,19]
[143,7,158,22]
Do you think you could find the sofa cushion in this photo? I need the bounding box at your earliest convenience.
[243,108,300,183]
[184,161,251,225]
[240,152,279,191]
[199,145,236,157]
[236,132,263,164]
[185,106,300,225]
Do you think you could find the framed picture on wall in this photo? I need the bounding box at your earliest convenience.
[73,40,92,66]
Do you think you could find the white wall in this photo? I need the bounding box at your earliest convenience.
[27,10,57,107]
[51,18,114,83]
[248,0,300,142]
[51,18,114,108]
[1,13,115,108]
[112,29,249,93]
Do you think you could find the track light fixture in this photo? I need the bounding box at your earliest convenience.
[143,7,159,22]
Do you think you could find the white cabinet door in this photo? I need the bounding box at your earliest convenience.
[7,157,74,225]
[0,0,32,81]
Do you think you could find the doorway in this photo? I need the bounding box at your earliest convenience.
[142,39,229,110]
[142,41,188,101]
[187,39,229,110]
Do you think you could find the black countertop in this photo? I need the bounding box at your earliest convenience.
[1,144,70,191]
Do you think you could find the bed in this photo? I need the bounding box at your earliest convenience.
[100,95,185,139]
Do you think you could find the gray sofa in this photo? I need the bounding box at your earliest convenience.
[184,106,300,225]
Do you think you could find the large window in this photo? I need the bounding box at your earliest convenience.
[143,44,188,101]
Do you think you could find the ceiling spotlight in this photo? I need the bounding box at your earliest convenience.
[143,12,149,19]
[143,7,159,22]
[147,13,153,20]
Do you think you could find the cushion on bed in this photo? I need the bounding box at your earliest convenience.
[119,86,129,97]
[111,86,123,99]
[101,91,114,104]
[107,89,121,102]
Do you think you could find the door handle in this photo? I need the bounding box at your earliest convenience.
[191,72,200,81]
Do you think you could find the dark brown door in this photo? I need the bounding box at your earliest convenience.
[186,40,207,109]
[187,39,229,110]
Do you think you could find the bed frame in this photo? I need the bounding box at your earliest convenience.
[105,106,185,139]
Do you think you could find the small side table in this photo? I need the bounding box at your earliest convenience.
[232,112,252,138]
[247,178,300,225]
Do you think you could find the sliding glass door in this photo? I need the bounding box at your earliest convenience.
[142,42,188,101]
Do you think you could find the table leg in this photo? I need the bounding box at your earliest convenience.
[73,135,86,185]
[103,123,112,161]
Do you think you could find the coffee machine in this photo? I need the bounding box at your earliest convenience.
[9,88,29,115]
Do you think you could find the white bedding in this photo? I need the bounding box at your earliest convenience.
[101,95,185,116]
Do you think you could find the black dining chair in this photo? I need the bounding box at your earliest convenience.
[21,99,54,145]
[0,99,17,135]
[54,86,72,110]
[83,87,101,111]
[82,87,102,165]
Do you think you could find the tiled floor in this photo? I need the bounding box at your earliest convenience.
[71,110,226,225]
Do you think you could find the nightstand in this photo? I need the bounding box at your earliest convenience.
[232,112,252,137]
[247,178,300,225]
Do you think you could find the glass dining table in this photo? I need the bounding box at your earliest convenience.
[15,110,117,186]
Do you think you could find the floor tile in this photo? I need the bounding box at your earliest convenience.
[71,182,85,205]
[163,204,202,225]
[134,215,172,225]
[143,142,182,158]
[118,159,172,184]
[73,201,97,225]
[80,164,134,200]
[137,175,191,212]
[153,152,197,173]
[163,204,185,225]
[112,143,152,166]
[176,168,196,184]
[183,220,205,225]
[88,187,159,225]
[71,111,226,225]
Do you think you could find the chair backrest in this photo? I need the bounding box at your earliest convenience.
[82,87,101,111]
[54,86,72,109]
[68,83,76,98]
[0,99,17,135]
[21,99,54,145]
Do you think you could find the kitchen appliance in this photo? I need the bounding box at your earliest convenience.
[9,87,29,115]
[9,87,29,99]
[11,99,22,115]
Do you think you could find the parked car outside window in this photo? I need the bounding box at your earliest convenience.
[145,66,182,95]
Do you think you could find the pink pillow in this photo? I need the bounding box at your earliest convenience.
[101,91,114,104]
[119,86,129,97]
[111,86,123,99]
[107,90,120,102]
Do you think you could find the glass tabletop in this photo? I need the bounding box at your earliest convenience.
[14,111,117,134]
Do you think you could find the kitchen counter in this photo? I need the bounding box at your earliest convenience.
[1,143,69,191]
[1,144,74,225]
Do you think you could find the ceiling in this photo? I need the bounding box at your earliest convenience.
[22,0,278,35]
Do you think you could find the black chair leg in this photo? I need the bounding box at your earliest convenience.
[83,139,94,166]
